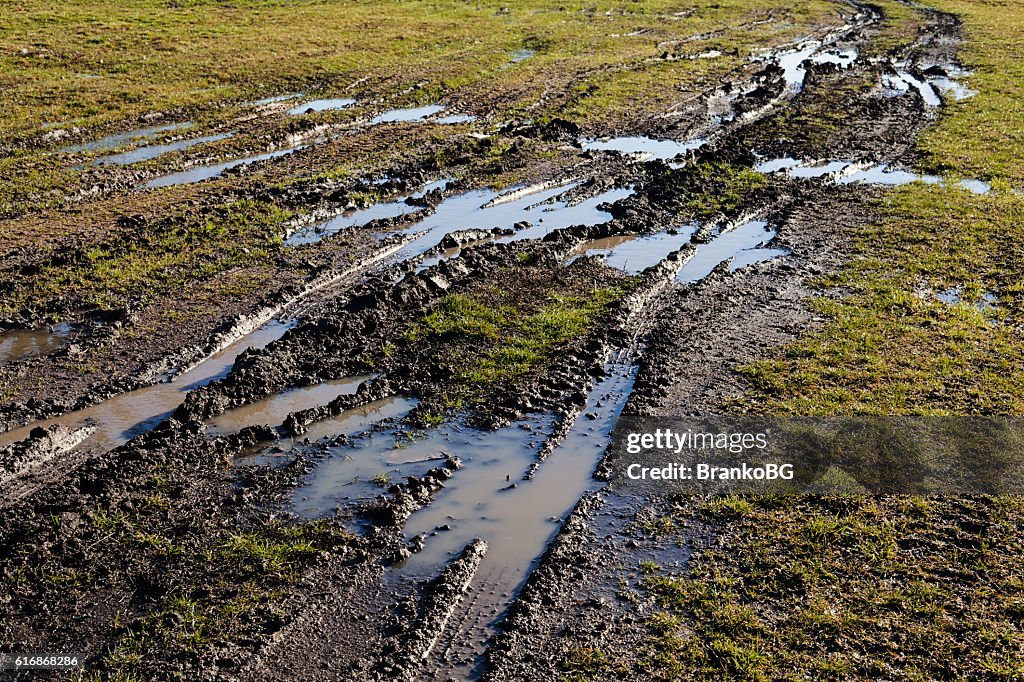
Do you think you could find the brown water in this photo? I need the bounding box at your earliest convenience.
[0,320,293,452]
[233,396,418,467]
[205,375,371,437]
[398,359,635,680]
[0,323,76,365]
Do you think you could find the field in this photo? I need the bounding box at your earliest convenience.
[1,0,1022,679]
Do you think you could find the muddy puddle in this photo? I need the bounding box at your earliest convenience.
[394,181,632,267]
[61,122,192,154]
[0,320,294,453]
[370,105,446,124]
[285,179,449,247]
[0,323,77,365]
[788,159,851,178]
[837,163,991,194]
[287,98,357,115]
[676,220,786,282]
[433,114,478,124]
[570,220,786,281]
[234,396,418,467]
[883,68,941,106]
[757,156,991,194]
[812,47,858,68]
[142,147,304,189]
[85,132,234,167]
[251,93,304,106]
[581,135,706,163]
[283,359,635,678]
[290,416,475,516]
[935,286,998,312]
[570,231,691,273]
[511,48,535,63]
[883,62,973,105]
[397,360,638,679]
[755,41,859,94]
[290,178,632,267]
[206,375,370,437]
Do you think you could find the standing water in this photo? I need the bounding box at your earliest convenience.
[0,321,294,452]
[400,360,637,680]
[0,323,77,365]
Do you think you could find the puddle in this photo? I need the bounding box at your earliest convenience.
[370,105,446,124]
[571,230,691,273]
[85,133,233,167]
[288,396,417,448]
[676,220,786,282]
[571,220,787,281]
[882,62,974,105]
[929,75,974,101]
[142,147,303,189]
[289,177,633,267]
[935,286,998,312]
[756,156,992,194]
[291,421,493,516]
[810,47,858,68]
[837,163,990,194]
[0,320,293,453]
[395,360,638,678]
[767,44,820,93]
[433,114,478,124]
[788,159,850,178]
[405,363,634,571]
[755,156,801,173]
[755,42,859,95]
[581,135,706,162]
[492,186,634,244]
[284,179,449,247]
[511,48,535,63]
[61,122,192,154]
[251,93,304,106]
[392,181,632,265]
[883,70,941,106]
[206,375,370,437]
[236,396,418,467]
[0,323,76,365]
[287,98,357,115]
[958,179,992,194]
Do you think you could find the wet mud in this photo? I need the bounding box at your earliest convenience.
[0,2,988,680]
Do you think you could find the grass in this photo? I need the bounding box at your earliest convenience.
[596,496,1024,681]
[0,0,848,217]
[0,198,291,316]
[0,0,843,141]
[736,0,1024,416]
[678,162,771,220]
[405,284,625,398]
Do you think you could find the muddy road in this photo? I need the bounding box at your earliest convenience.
[0,0,1016,680]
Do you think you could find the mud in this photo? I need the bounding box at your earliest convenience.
[85,132,235,167]
[287,98,357,115]
[0,2,984,680]
[0,322,77,365]
[61,122,192,154]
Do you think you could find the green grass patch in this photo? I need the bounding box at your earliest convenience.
[631,496,1024,680]
[0,198,291,316]
[405,285,626,399]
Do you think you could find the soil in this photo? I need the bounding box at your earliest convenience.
[0,2,994,680]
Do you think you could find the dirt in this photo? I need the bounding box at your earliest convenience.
[0,2,995,680]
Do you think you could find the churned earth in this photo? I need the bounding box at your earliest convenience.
[1,0,1022,680]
